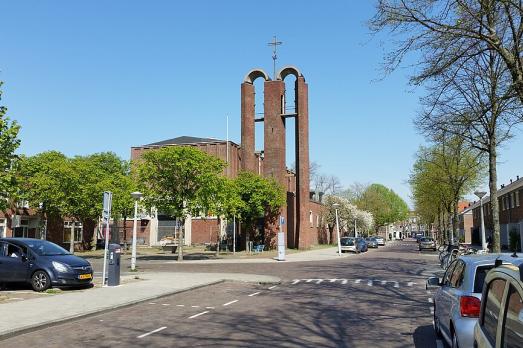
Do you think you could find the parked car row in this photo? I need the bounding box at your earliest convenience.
[340,236,385,254]
[427,253,523,347]
[0,238,94,292]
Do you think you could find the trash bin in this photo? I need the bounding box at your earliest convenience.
[107,243,121,286]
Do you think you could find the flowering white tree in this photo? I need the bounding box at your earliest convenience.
[322,195,374,239]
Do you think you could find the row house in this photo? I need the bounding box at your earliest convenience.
[468,176,523,250]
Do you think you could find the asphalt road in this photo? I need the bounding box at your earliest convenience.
[1,241,442,347]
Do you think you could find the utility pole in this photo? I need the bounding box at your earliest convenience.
[267,35,282,79]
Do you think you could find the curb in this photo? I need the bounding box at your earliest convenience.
[0,279,224,340]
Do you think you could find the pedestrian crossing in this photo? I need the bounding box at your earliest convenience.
[290,278,419,289]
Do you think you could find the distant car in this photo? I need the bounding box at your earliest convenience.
[355,237,368,252]
[427,254,523,348]
[0,238,93,292]
[374,236,385,246]
[340,237,357,253]
[365,237,378,248]
[474,259,523,348]
[419,237,437,251]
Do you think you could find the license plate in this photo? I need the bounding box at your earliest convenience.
[79,274,92,280]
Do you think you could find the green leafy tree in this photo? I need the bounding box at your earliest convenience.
[355,184,409,229]
[19,151,134,252]
[134,146,226,260]
[410,137,485,244]
[234,171,286,249]
[0,81,21,211]
[201,176,244,255]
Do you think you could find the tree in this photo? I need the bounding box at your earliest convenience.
[370,1,523,104]
[234,171,286,248]
[410,137,485,244]
[134,146,226,260]
[355,183,409,229]
[322,195,374,242]
[203,176,244,255]
[19,151,134,252]
[416,48,521,252]
[0,81,21,211]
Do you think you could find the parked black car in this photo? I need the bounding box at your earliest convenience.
[0,238,93,292]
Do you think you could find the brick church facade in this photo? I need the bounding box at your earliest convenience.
[131,66,325,249]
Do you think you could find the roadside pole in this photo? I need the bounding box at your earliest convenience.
[335,208,341,255]
[101,191,112,287]
[233,215,236,255]
[277,216,285,261]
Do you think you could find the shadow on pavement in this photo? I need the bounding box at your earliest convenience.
[413,325,437,347]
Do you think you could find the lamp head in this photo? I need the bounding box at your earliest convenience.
[474,191,487,199]
[131,191,143,200]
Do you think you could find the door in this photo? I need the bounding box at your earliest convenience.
[0,242,30,282]
[437,260,461,340]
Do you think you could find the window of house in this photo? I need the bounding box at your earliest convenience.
[510,193,515,209]
[503,286,523,348]
[516,190,520,207]
[0,218,5,238]
[316,215,319,228]
[502,196,506,211]
[63,221,83,243]
[309,211,313,227]
[13,219,29,238]
[481,278,506,345]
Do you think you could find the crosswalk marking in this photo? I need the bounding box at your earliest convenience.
[290,278,415,288]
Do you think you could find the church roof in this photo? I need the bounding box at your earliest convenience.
[146,136,224,146]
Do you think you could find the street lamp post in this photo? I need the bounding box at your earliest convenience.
[474,190,488,251]
[131,191,143,271]
[333,203,342,255]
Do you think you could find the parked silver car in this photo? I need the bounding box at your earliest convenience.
[374,236,385,246]
[473,260,523,347]
[427,254,523,348]
[419,237,437,251]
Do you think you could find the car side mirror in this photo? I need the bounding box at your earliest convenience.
[426,277,441,290]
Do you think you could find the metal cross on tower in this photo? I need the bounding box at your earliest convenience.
[268,35,282,79]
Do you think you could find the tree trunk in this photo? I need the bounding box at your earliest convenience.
[216,217,221,257]
[123,215,127,251]
[452,199,459,243]
[69,220,75,254]
[489,142,501,253]
[178,218,184,261]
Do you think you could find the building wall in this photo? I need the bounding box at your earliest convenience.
[472,179,523,250]
[191,218,220,245]
[131,141,241,179]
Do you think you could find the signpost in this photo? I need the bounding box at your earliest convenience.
[277,216,285,261]
[101,191,112,287]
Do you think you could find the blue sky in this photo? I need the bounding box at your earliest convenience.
[1,1,521,207]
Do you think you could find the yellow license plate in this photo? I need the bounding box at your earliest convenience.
[79,274,92,280]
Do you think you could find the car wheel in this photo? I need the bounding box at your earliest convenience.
[433,307,442,338]
[31,270,51,292]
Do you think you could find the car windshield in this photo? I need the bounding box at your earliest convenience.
[341,238,354,246]
[421,238,433,242]
[26,240,70,256]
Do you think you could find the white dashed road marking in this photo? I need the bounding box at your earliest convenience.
[137,326,167,339]
[248,292,261,297]
[291,278,412,288]
[428,298,433,303]
[355,279,362,284]
[176,304,185,307]
[223,300,239,306]
[188,311,209,319]
[268,285,277,290]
